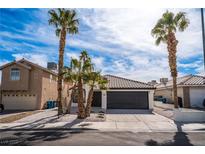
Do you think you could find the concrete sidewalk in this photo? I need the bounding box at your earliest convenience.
[0,108,205,132]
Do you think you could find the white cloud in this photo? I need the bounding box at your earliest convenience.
[1,8,203,82]
[77,8,204,81]
[80,9,203,58]
[12,53,48,67]
[91,56,104,72]
[66,52,79,60]
[0,59,10,66]
[196,65,205,76]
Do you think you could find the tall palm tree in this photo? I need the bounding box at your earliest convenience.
[151,11,189,108]
[48,9,79,115]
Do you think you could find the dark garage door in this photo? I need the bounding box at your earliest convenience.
[92,91,102,107]
[107,91,148,109]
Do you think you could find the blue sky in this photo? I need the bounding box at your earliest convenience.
[0,8,204,82]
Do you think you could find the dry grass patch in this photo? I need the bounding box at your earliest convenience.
[0,110,41,123]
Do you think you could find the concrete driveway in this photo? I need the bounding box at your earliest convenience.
[0,108,204,132]
[89,109,178,132]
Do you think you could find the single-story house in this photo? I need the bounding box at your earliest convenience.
[155,74,205,108]
[72,75,155,110]
[0,59,70,110]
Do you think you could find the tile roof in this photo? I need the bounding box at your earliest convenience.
[156,74,205,88]
[104,75,155,89]
[183,75,205,85]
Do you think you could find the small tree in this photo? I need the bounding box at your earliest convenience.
[62,67,78,114]
[84,72,107,117]
[64,51,107,118]
[64,51,92,118]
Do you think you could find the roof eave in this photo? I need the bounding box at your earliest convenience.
[19,59,58,76]
[0,61,31,70]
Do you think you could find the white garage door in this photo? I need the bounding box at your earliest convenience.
[190,87,205,108]
[2,95,37,110]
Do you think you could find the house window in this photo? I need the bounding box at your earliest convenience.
[10,68,20,81]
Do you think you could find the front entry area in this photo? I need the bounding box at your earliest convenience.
[92,91,102,107]
[107,91,149,109]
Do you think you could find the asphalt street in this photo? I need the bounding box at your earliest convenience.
[0,130,205,146]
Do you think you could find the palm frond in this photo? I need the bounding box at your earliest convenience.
[48,8,79,36]
[162,11,174,26]
[173,12,189,32]
[155,36,167,45]
[151,10,189,45]
[178,19,189,31]
[55,28,61,37]
[48,9,60,28]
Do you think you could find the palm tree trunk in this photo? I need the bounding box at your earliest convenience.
[65,88,73,114]
[167,32,178,108]
[67,84,76,114]
[57,28,66,115]
[85,87,94,117]
[173,76,178,108]
[77,77,86,119]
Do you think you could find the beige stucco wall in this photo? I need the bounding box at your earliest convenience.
[1,63,44,110]
[40,72,58,109]
[1,64,29,91]
[2,63,69,109]
[40,72,71,110]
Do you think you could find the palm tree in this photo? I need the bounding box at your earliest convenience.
[48,9,79,115]
[64,51,107,118]
[84,71,107,117]
[151,11,189,108]
[62,67,78,114]
[69,58,86,118]
[65,51,92,118]
[77,51,93,118]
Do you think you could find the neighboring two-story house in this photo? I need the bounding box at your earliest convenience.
[0,59,69,110]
